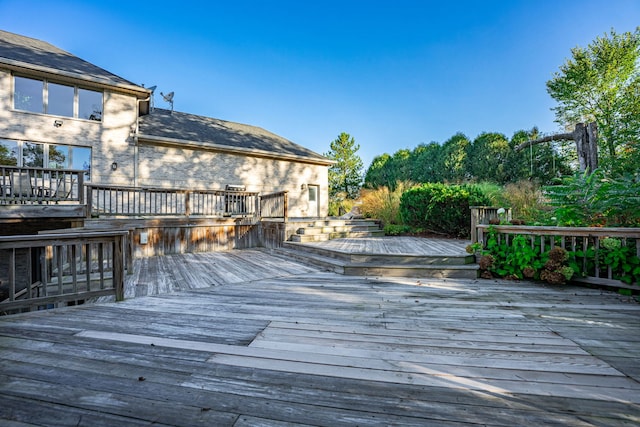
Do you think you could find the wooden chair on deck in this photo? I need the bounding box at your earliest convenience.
[10,171,34,202]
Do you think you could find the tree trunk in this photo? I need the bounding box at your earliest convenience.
[514,122,598,172]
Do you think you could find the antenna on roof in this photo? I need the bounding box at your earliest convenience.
[161,91,174,113]
[147,85,157,110]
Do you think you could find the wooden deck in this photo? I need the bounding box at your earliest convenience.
[1,244,640,426]
[298,236,471,256]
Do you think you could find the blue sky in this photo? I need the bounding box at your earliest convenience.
[1,0,638,168]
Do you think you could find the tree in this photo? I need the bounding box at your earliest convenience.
[325,132,363,200]
[364,153,393,189]
[546,28,640,173]
[468,132,510,183]
[438,133,470,183]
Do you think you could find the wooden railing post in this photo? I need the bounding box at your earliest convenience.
[185,191,191,217]
[77,172,84,204]
[86,184,93,218]
[113,234,125,301]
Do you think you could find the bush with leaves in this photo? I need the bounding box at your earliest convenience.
[399,183,491,238]
[545,170,640,227]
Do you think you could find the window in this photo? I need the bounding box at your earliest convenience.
[47,83,74,117]
[23,142,44,167]
[0,139,91,180]
[0,140,18,165]
[49,144,69,169]
[14,76,43,113]
[13,75,103,121]
[79,88,103,121]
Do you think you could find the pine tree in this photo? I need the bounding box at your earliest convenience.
[325,132,363,200]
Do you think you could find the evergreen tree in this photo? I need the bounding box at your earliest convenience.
[325,132,363,200]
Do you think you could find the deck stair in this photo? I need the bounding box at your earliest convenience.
[289,219,385,243]
[270,239,479,279]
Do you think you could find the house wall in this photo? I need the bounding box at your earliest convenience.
[0,67,328,218]
[137,143,329,217]
[0,68,138,186]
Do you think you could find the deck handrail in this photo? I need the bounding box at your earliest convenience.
[0,230,128,315]
[260,191,288,220]
[476,224,640,288]
[0,165,85,205]
[86,184,260,218]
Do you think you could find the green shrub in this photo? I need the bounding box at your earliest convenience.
[399,183,492,238]
[384,224,412,236]
[544,170,640,227]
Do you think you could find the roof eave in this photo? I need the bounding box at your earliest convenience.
[137,134,334,166]
[0,57,150,97]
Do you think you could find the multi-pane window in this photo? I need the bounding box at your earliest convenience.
[0,139,91,179]
[13,75,103,121]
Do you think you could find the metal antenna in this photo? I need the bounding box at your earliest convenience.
[161,91,174,113]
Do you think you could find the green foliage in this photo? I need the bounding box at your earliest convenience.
[383,224,412,236]
[545,169,640,227]
[598,238,640,285]
[363,127,571,189]
[546,28,640,174]
[325,132,363,200]
[478,230,640,287]
[359,181,413,225]
[399,183,491,238]
[484,232,544,279]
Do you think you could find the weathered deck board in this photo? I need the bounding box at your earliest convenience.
[301,236,471,256]
[1,246,639,426]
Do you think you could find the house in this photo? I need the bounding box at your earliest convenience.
[0,29,331,236]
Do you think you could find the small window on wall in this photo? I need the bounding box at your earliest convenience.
[14,76,44,113]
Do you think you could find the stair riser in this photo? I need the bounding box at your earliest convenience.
[344,266,479,279]
[352,255,476,265]
[297,225,380,235]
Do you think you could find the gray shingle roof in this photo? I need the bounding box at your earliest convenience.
[0,30,146,94]
[138,108,330,164]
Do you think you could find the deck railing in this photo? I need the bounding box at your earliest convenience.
[86,184,260,218]
[260,191,288,220]
[0,230,127,315]
[0,165,84,205]
[476,224,640,288]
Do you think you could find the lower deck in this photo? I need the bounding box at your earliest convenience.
[1,247,639,426]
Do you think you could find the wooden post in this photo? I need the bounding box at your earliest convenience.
[86,184,93,218]
[113,234,125,302]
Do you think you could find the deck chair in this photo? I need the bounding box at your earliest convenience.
[11,171,33,199]
[51,175,75,201]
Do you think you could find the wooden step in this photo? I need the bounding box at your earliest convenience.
[274,244,479,279]
[282,242,475,266]
[289,234,330,243]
